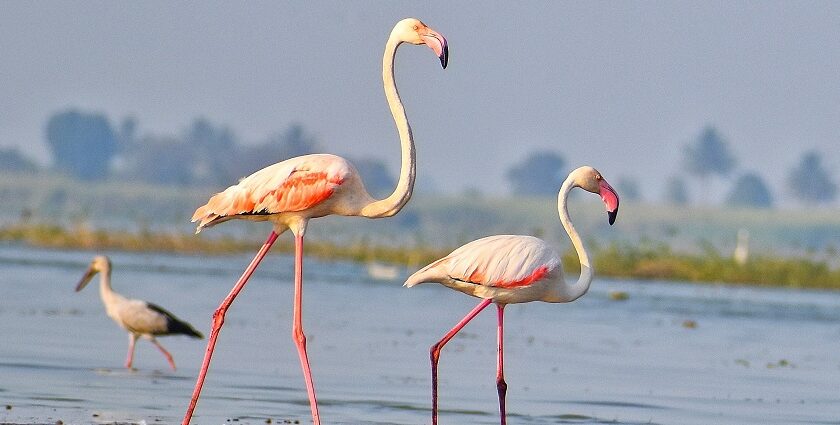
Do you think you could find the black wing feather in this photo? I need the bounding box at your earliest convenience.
[146,302,204,338]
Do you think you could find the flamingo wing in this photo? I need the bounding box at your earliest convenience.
[192,154,351,230]
[405,235,560,289]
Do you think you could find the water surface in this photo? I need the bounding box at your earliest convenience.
[1,245,839,424]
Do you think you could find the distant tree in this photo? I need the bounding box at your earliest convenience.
[118,116,138,150]
[110,116,139,175]
[0,147,39,173]
[351,157,396,198]
[787,151,837,204]
[616,176,642,202]
[182,118,239,185]
[726,172,773,208]
[186,117,237,152]
[277,123,319,159]
[45,109,118,180]
[229,123,320,181]
[683,126,737,179]
[664,176,689,205]
[119,135,195,186]
[506,150,566,195]
[113,118,323,187]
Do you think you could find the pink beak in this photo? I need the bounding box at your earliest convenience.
[421,28,448,69]
[599,179,620,225]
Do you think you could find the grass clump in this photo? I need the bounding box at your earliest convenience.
[573,240,840,290]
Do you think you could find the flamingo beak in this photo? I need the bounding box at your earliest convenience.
[75,265,97,292]
[599,179,620,225]
[421,28,448,69]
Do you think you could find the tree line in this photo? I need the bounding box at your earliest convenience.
[503,125,837,208]
[1,108,398,197]
[0,109,836,207]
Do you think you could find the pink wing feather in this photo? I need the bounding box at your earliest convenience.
[192,154,350,229]
[406,235,560,289]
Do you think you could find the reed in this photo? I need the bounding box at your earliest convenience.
[0,222,448,266]
[4,222,840,289]
[562,240,840,290]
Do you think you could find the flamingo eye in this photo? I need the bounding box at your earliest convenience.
[413,25,419,31]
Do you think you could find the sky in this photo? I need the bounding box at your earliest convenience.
[2,1,839,202]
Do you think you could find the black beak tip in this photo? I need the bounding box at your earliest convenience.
[440,45,449,69]
[608,210,618,225]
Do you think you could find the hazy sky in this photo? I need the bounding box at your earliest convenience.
[2,1,839,201]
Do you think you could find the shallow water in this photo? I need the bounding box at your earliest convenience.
[1,244,839,424]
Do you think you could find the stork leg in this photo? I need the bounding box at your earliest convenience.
[496,304,507,425]
[150,337,177,371]
[182,231,279,425]
[292,232,320,425]
[125,333,137,369]
[430,298,492,425]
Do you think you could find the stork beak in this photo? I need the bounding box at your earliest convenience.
[421,28,448,69]
[599,179,620,225]
[75,265,97,292]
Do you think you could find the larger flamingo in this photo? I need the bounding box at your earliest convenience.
[182,18,448,425]
[405,166,619,425]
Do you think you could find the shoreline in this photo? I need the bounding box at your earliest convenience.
[3,222,839,290]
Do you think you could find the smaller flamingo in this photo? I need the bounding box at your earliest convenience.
[75,255,203,370]
[405,166,619,425]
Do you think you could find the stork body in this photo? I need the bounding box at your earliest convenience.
[405,166,620,425]
[182,18,448,425]
[75,255,203,371]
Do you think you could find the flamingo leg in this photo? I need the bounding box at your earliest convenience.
[150,337,177,371]
[291,232,320,425]
[125,333,137,369]
[496,304,507,425]
[182,231,279,425]
[430,298,493,425]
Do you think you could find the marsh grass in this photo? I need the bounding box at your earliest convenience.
[561,240,840,290]
[4,222,840,290]
[0,222,449,266]
[2,174,840,289]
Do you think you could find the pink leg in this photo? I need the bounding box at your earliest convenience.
[292,233,320,425]
[496,304,507,425]
[182,231,279,425]
[125,333,137,369]
[151,337,177,371]
[430,298,493,425]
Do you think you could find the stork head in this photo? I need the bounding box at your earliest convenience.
[570,166,620,225]
[75,255,111,292]
[392,18,449,69]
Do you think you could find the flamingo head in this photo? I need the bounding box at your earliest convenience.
[75,255,111,292]
[393,18,449,69]
[573,166,620,225]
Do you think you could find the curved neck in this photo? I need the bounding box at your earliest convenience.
[98,267,116,301]
[554,178,594,302]
[361,37,416,218]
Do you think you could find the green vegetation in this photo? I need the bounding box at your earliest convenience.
[4,222,840,290]
[2,171,840,290]
[561,240,840,290]
[0,222,448,267]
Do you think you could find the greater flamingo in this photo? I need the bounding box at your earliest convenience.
[75,255,203,371]
[404,166,619,425]
[182,18,448,425]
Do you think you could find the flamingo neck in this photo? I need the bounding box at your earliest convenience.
[550,177,594,302]
[361,37,416,218]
